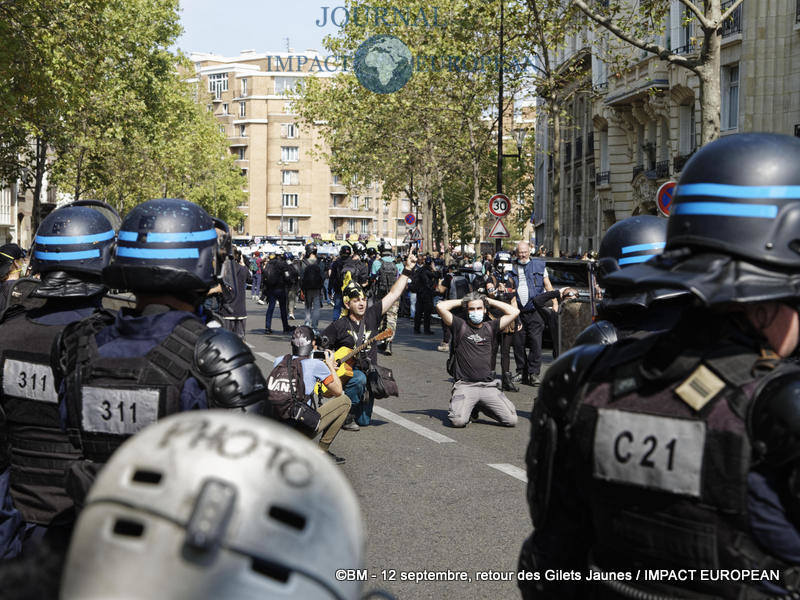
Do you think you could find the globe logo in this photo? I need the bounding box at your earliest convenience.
[353,34,413,94]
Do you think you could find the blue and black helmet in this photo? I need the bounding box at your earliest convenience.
[667,133,800,267]
[103,199,227,295]
[602,133,800,305]
[30,204,116,279]
[598,215,667,279]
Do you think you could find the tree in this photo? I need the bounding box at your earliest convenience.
[295,0,532,258]
[514,0,592,255]
[572,0,745,145]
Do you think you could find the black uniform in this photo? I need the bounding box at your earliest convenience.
[413,264,436,334]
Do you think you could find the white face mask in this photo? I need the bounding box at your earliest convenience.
[468,310,484,324]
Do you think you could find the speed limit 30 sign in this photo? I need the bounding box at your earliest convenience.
[489,193,511,217]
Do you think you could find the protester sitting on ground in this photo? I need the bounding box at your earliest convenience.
[268,326,351,462]
[436,292,520,428]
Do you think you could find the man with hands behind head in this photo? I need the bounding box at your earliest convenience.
[437,292,520,428]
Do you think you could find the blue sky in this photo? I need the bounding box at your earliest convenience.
[176,0,339,56]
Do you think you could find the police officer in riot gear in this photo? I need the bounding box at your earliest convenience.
[573,214,687,347]
[53,199,269,498]
[520,133,800,599]
[0,203,117,558]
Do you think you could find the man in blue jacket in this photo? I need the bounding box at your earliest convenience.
[508,241,556,386]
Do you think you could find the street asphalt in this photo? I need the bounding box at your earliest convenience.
[244,295,553,600]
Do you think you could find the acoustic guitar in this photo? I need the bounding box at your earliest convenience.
[316,329,393,396]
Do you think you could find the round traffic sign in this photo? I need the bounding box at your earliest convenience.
[404,213,416,226]
[656,181,677,217]
[489,194,511,217]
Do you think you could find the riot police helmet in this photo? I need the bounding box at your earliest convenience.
[339,245,352,259]
[103,199,226,300]
[304,243,317,258]
[366,247,377,259]
[597,215,667,278]
[29,205,116,298]
[604,133,800,305]
[378,240,393,256]
[351,241,366,257]
[61,412,365,600]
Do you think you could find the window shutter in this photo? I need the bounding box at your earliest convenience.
[670,1,681,52]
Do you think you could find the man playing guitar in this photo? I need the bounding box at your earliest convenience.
[323,251,418,430]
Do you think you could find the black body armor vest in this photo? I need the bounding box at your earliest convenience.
[573,336,800,598]
[0,306,83,525]
[60,314,207,463]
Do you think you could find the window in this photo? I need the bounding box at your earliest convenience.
[222,103,229,115]
[240,168,248,178]
[679,104,696,154]
[383,202,389,214]
[283,218,297,234]
[363,197,371,210]
[274,77,301,95]
[331,174,341,185]
[282,170,298,185]
[351,196,359,210]
[207,104,212,112]
[282,194,298,208]
[239,124,246,137]
[286,123,297,138]
[348,218,356,233]
[219,125,225,134]
[241,78,248,97]
[237,148,245,160]
[400,198,410,212]
[361,220,369,234]
[208,73,228,96]
[722,64,739,130]
[239,102,246,117]
[280,146,299,162]
[236,220,245,234]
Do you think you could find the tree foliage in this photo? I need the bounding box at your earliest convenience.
[294,0,534,257]
[0,0,244,228]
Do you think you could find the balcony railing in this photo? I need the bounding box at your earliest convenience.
[655,160,670,179]
[632,164,645,179]
[595,171,610,186]
[673,153,692,173]
[721,0,742,36]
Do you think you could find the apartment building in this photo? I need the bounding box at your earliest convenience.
[190,50,411,244]
[534,0,800,254]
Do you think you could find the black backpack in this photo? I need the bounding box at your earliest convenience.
[264,261,283,288]
[374,260,398,299]
[266,355,320,433]
[449,274,470,300]
[300,260,323,291]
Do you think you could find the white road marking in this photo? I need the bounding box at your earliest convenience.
[372,406,456,444]
[256,351,277,362]
[245,342,255,348]
[487,463,528,483]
